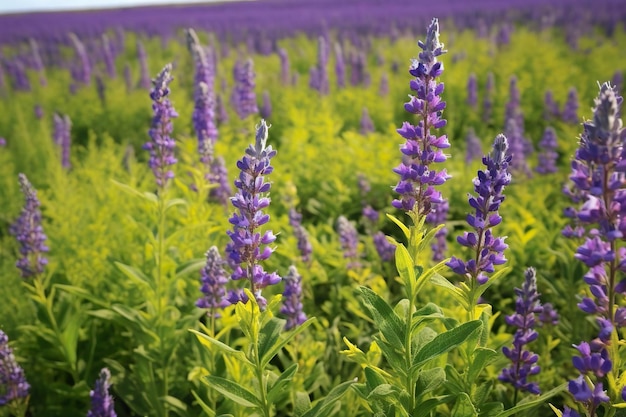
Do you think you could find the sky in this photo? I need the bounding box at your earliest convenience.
[0,0,236,15]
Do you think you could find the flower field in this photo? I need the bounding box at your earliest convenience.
[1,0,626,416]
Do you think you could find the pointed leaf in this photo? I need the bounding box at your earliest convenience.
[429,274,469,309]
[267,363,298,404]
[205,375,262,408]
[395,244,416,295]
[468,347,498,384]
[358,287,405,347]
[258,318,286,365]
[451,392,478,417]
[301,379,355,417]
[114,262,154,291]
[261,318,314,368]
[386,213,410,239]
[414,395,455,417]
[495,383,567,417]
[412,321,481,369]
[190,329,252,366]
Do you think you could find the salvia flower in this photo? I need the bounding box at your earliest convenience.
[136,40,151,89]
[87,368,116,417]
[277,48,290,86]
[504,117,532,177]
[505,76,524,134]
[467,73,477,108]
[392,17,451,216]
[337,215,359,269]
[499,267,543,395]
[9,174,49,279]
[447,134,511,286]
[314,36,329,95]
[335,43,346,89]
[101,34,116,79]
[544,90,561,121]
[535,126,558,174]
[143,63,178,189]
[360,107,374,135]
[280,265,307,330]
[288,208,313,263]
[373,231,396,262]
[231,58,258,120]
[225,120,281,309]
[465,127,483,164]
[538,302,559,326]
[69,33,91,86]
[568,376,609,412]
[563,87,580,124]
[196,246,230,316]
[209,156,232,207]
[53,113,72,169]
[0,330,30,406]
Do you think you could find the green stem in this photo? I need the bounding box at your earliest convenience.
[156,195,169,417]
[405,275,416,414]
[252,309,271,417]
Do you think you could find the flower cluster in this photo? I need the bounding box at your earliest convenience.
[392,18,451,217]
[280,266,307,330]
[196,246,230,316]
[288,208,313,263]
[144,63,178,189]
[337,215,359,269]
[499,267,543,395]
[465,128,483,164]
[360,107,374,135]
[447,134,511,286]
[53,113,72,169]
[87,368,116,417]
[373,231,396,262]
[0,330,30,406]
[225,120,281,308]
[562,87,579,124]
[231,58,258,120]
[535,126,558,175]
[10,174,49,279]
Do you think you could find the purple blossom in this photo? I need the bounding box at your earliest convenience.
[143,63,178,189]
[572,342,612,377]
[426,198,448,261]
[216,93,229,125]
[563,87,580,124]
[0,330,30,406]
[231,58,258,120]
[209,156,232,207]
[538,302,559,326]
[373,231,396,262]
[360,107,374,135]
[568,376,609,407]
[136,40,150,89]
[53,113,72,169]
[288,208,313,263]
[544,90,561,121]
[87,368,116,417]
[499,267,543,395]
[465,128,483,163]
[337,215,359,269]
[504,117,531,176]
[335,43,346,89]
[29,38,46,86]
[535,126,558,174]
[69,33,91,86]
[34,105,43,120]
[225,120,281,309]
[196,246,230,316]
[562,407,581,417]
[101,34,116,79]
[277,48,290,86]
[362,205,380,224]
[9,174,49,279]
[447,134,511,286]
[260,91,272,120]
[467,73,477,108]
[379,73,389,97]
[505,76,524,134]
[350,52,367,87]
[280,265,307,330]
[392,18,451,216]
[313,36,329,95]
[0,138,6,147]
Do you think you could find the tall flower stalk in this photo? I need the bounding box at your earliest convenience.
[0,330,30,417]
[225,120,281,309]
[87,368,116,417]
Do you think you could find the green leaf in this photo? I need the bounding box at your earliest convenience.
[56,284,109,308]
[301,379,355,417]
[412,320,482,369]
[386,213,410,239]
[260,318,315,368]
[451,393,478,417]
[189,329,252,365]
[294,391,312,416]
[413,395,455,417]
[367,384,398,400]
[429,274,468,309]
[394,244,416,295]
[205,375,262,408]
[495,383,567,417]
[175,259,205,278]
[364,366,388,393]
[478,402,504,417]
[468,347,498,384]
[165,198,188,211]
[358,287,405,347]
[375,339,406,377]
[415,367,445,397]
[190,390,216,417]
[163,395,188,414]
[114,262,154,291]
[267,363,298,404]
[258,318,286,365]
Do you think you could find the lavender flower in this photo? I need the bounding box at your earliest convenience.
[69,33,90,86]
[505,117,531,176]
[0,138,6,147]
[544,90,561,121]
[231,58,258,120]
[465,128,483,163]
[337,215,359,269]
[335,43,346,89]
[447,134,511,286]
[260,91,272,120]
[499,267,543,395]
[0,330,30,406]
[216,94,229,125]
[277,48,290,86]
[34,105,43,120]
[29,38,46,86]
[392,18,451,216]
[426,199,448,261]
[225,120,281,309]
[538,302,559,326]
[563,87,580,124]
[362,205,379,224]
[101,34,116,79]
[360,107,374,135]
[87,368,116,417]
[373,231,396,262]
[280,265,307,330]
[288,208,312,263]
[467,73,477,108]
[535,126,558,174]
[379,73,389,97]
[136,40,150,90]
[505,76,524,134]
[9,174,49,279]
[209,156,232,207]
[52,113,72,169]
[350,52,367,87]
[143,63,178,189]
[568,376,609,411]
[196,246,230,315]
[314,36,329,95]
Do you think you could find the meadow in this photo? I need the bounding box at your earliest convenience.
[1,0,626,416]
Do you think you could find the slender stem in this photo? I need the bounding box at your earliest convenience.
[156,194,169,417]
[405,279,415,413]
[252,308,271,417]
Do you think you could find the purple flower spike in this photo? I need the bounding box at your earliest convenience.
[563,87,580,124]
[280,265,307,330]
[465,128,483,164]
[544,90,561,121]
[231,58,258,120]
[10,174,49,279]
[535,126,558,174]
[196,246,230,316]
[53,113,72,169]
[288,208,313,263]
[360,107,374,135]
[144,63,178,189]
[373,232,396,262]
[0,330,30,406]
[392,18,451,217]
[209,156,232,207]
[467,73,477,108]
[499,267,543,395]
[447,135,511,286]
[337,215,359,269]
[225,120,281,308]
[87,368,116,417]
